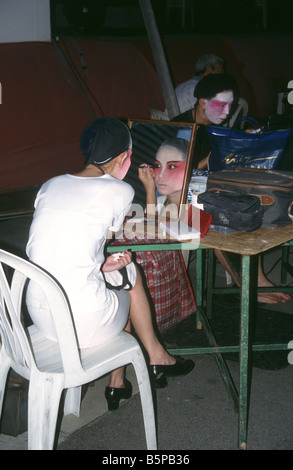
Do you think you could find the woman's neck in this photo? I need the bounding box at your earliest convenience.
[74,164,106,178]
[162,194,181,220]
[194,106,210,126]
[165,191,181,208]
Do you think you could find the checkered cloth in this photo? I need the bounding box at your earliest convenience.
[111,234,196,332]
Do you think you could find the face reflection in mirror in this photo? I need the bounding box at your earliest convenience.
[127,121,194,213]
[153,146,186,198]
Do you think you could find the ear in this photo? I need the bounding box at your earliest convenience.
[121,151,129,164]
[115,151,128,168]
[198,97,206,109]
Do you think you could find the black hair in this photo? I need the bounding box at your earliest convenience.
[194,74,239,106]
[80,117,131,167]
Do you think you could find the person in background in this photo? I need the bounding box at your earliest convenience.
[173,74,291,305]
[26,118,195,412]
[173,73,239,169]
[174,53,225,114]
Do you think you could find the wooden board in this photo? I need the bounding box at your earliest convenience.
[200,224,293,255]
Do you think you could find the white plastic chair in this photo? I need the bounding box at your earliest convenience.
[227,97,249,128]
[148,108,170,121]
[0,249,157,450]
[288,340,293,365]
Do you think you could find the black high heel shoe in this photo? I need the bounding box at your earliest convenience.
[105,378,132,411]
[149,356,195,389]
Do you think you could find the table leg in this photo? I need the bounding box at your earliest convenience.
[206,249,214,319]
[238,253,256,450]
[195,248,203,329]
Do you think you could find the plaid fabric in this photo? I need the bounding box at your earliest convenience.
[111,234,196,332]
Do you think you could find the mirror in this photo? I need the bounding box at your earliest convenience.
[124,119,197,220]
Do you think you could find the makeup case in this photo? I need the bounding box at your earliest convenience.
[204,168,293,229]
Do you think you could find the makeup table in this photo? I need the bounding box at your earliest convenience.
[107,220,293,449]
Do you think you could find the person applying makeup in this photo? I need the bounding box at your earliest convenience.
[26,118,195,411]
[140,138,188,216]
[134,138,197,332]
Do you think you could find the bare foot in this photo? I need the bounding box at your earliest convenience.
[257,279,291,304]
[257,292,291,304]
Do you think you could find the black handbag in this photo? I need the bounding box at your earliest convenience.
[206,168,293,228]
[207,117,293,172]
[197,190,264,232]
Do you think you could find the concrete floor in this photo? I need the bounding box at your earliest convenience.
[1,353,292,451]
[0,216,292,450]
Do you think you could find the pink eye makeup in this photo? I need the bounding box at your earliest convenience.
[204,91,234,124]
[153,160,185,172]
[166,161,185,172]
[209,100,232,112]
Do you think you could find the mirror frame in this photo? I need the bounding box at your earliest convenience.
[127,118,197,219]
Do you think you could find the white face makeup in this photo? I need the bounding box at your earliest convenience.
[153,147,186,197]
[204,91,234,124]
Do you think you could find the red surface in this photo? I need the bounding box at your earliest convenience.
[0,39,163,190]
[1,35,292,190]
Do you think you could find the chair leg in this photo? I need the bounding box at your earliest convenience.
[0,353,11,419]
[132,352,157,450]
[63,386,82,417]
[28,370,64,450]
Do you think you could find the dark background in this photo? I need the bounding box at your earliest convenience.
[50,0,293,38]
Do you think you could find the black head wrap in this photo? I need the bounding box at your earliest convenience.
[193,74,239,104]
[158,138,189,162]
[80,117,131,166]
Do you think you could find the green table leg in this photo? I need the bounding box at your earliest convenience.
[195,248,203,328]
[206,249,214,319]
[238,254,256,450]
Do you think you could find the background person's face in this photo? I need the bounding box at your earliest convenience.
[204,90,234,124]
[212,61,225,74]
[153,147,186,196]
